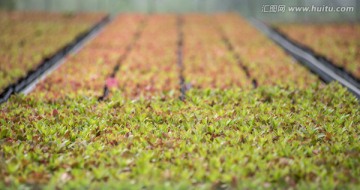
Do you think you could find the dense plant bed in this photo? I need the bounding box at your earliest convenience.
[275,23,360,80]
[0,11,107,94]
[216,14,319,87]
[0,83,359,189]
[31,14,325,101]
[183,15,251,89]
[114,15,179,99]
[1,13,358,189]
[33,15,145,99]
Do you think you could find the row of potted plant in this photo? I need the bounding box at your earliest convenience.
[32,14,326,100]
[216,14,320,88]
[182,14,252,90]
[113,15,180,100]
[0,11,107,94]
[33,15,145,99]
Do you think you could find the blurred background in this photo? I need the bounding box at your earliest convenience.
[0,0,359,23]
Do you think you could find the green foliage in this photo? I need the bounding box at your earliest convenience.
[0,11,106,93]
[0,83,359,189]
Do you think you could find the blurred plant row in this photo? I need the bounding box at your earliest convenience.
[32,14,322,100]
[0,11,106,94]
[276,23,360,80]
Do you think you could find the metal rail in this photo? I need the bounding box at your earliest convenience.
[251,19,360,100]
